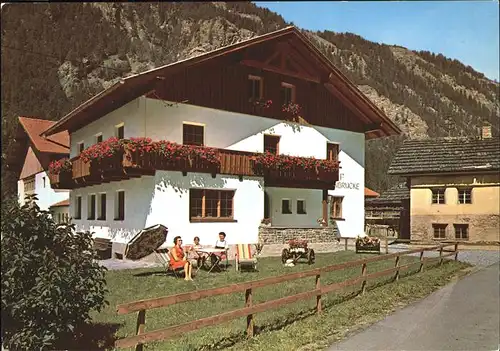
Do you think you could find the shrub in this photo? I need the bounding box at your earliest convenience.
[1,195,108,350]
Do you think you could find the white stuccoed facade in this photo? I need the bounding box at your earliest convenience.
[69,97,365,244]
[18,171,69,211]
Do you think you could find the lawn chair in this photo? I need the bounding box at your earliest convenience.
[154,248,184,278]
[235,244,258,272]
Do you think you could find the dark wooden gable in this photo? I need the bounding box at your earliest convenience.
[149,35,368,134]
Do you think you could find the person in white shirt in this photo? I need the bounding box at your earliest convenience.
[214,232,229,250]
[212,232,229,267]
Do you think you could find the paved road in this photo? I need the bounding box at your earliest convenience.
[329,262,500,351]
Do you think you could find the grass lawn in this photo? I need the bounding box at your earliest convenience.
[87,251,470,351]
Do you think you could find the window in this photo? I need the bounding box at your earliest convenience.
[264,135,280,155]
[189,189,235,221]
[454,224,469,240]
[87,194,96,220]
[42,177,46,188]
[74,196,82,219]
[297,200,306,214]
[24,176,35,193]
[78,142,85,155]
[183,123,204,146]
[281,82,295,104]
[248,75,263,100]
[115,191,125,220]
[457,188,472,204]
[330,196,343,219]
[433,224,447,239]
[327,143,339,162]
[95,133,103,144]
[281,199,292,214]
[431,188,445,204]
[98,193,106,220]
[115,124,124,139]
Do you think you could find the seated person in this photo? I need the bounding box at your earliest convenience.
[212,232,229,266]
[190,236,206,268]
[170,236,193,281]
[193,236,203,249]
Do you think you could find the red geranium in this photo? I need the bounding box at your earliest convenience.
[80,137,123,163]
[48,158,72,175]
[282,102,301,117]
[251,152,340,173]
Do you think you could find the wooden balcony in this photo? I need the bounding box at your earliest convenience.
[50,148,339,190]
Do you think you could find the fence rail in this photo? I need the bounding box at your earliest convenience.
[115,243,459,350]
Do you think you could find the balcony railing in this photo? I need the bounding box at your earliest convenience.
[51,147,339,190]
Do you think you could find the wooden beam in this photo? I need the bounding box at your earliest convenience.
[264,50,281,65]
[364,123,383,133]
[240,60,321,83]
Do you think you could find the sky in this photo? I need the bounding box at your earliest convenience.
[256,1,499,81]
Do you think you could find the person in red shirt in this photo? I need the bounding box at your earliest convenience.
[170,236,193,281]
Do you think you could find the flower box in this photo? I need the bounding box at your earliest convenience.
[355,236,381,254]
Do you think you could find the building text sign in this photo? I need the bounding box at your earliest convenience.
[335,173,360,190]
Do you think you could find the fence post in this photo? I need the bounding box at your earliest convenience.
[316,273,322,314]
[135,309,146,351]
[361,263,367,294]
[454,243,459,261]
[439,245,443,266]
[245,288,254,337]
[384,235,389,254]
[344,238,348,251]
[394,255,400,281]
[419,250,424,273]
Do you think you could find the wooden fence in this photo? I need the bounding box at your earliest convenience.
[115,243,459,350]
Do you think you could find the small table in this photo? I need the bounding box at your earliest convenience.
[196,248,228,273]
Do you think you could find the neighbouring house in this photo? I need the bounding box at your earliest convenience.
[388,127,500,243]
[364,187,380,199]
[42,26,400,256]
[5,117,70,217]
[365,182,410,239]
[50,199,71,224]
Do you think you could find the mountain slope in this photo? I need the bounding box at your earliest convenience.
[1,2,498,196]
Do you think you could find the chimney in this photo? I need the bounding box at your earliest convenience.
[481,125,492,139]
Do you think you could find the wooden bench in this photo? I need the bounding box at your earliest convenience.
[93,238,113,259]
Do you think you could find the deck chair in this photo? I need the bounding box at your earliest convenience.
[235,244,258,272]
[154,248,185,278]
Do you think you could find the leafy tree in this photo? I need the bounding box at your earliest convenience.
[1,195,108,350]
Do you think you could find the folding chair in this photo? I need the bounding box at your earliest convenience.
[235,244,258,272]
[154,248,184,278]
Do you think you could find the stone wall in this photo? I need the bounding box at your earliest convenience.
[411,214,500,243]
[258,225,339,244]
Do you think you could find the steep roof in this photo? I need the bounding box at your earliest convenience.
[18,117,69,154]
[364,187,380,197]
[43,26,400,138]
[388,137,500,175]
[366,182,410,205]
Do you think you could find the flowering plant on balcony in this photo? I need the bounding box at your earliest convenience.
[48,158,72,175]
[80,137,124,163]
[151,141,220,167]
[282,102,301,118]
[122,137,154,155]
[251,98,273,109]
[318,159,341,171]
[251,152,341,173]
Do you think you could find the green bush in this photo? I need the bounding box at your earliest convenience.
[1,196,108,350]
